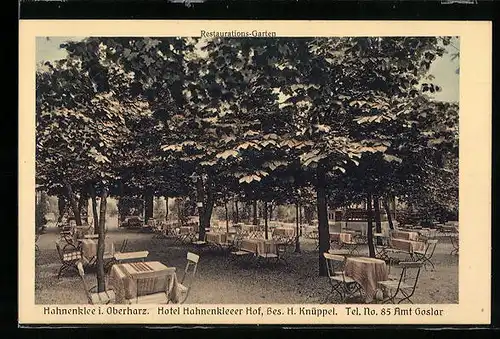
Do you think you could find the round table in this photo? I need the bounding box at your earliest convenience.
[344,256,388,302]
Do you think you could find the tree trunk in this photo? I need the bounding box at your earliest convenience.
[295,201,301,253]
[96,187,108,293]
[224,198,229,233]
[366,193,375,258]
[304,205,313,225]
[268,203,273,221]
[57,195,66,222]
[201,181,215,241]
[144,191,154,224]
[78,191,89,224]
[316,162,329,276]
[64,180,82,226]
[383,196,394,230]
[89,184,99,234]
[299,204,303,236]
[195,177,206,240]
[165,196,169,221]
[252,200,258,225]
[374,195,382,233]
[374,195,382,246]
[234,200,239,223]
[264,201,268,240]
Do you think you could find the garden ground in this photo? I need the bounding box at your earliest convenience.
[35,221,458,304]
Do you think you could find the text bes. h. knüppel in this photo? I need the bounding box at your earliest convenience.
[158,306,337,317]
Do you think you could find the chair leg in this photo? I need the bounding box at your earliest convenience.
[57,265,65,279]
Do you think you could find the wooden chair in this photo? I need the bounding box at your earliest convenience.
[178,252,200,304]
[76,261,116,304]
[413,239,438,270]
[378,261,423,304]
[127,267,177,304]
[55,241,82,279]
[323,252,362,303]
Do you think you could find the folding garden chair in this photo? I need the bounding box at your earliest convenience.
[178,252,200,304]
[413,239,438,270]
[377,261,423,304]
[323,252,362,303]
[76,261,116,304]
[55,241,82,279]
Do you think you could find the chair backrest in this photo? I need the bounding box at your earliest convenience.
[323,252,345,278]
[397,261,422,292]
[120,239,128,253]
[425,239,438,258]
[181,252,200,287]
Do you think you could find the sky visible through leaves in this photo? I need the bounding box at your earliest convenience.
[36,36,459,103]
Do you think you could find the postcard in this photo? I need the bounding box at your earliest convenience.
[19,20,491,325]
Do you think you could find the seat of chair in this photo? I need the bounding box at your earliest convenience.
[378,280,414,290]
[177,283,188,293]
[114,251,149,261]
[330,274,357,284]
[90,290,116,304]
[192,240,207,245]
[127,292,169,304]
[258,253,278,258]
[413,250,426,255]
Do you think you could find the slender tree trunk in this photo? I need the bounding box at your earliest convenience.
[366,193,375,258]
[224,198,229,233]
[96,187,108,292]
[201,182,215,240]
[252,200,258,225]
[195,177,206,240]
[89,184,99,234]
[264,201,268,240]
[299,204,303,236]
[78,191,89,224]
[144,191,154,224]
[177,198,183,225]
[295,201,301,253]
[234,200,239,223]
[64,180,82,226]
[268,203,273,221]
[57,195,66,222]
[374,195,382,246]
[304,205,313,225]
[383,196,394,230]
[317,162,329,276]
[164,196,169,221]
